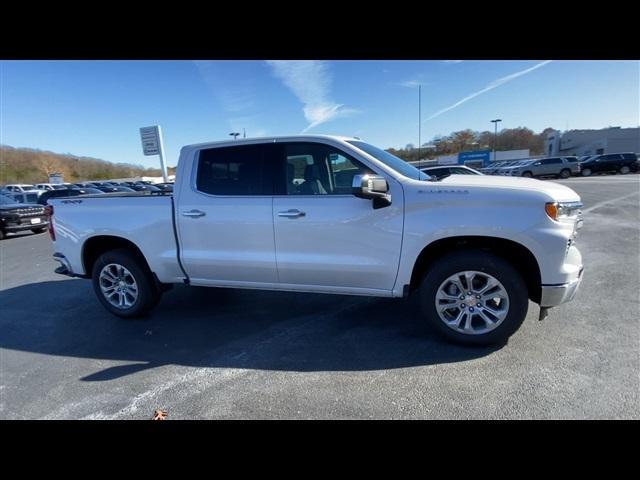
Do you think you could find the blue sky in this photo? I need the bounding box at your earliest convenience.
[1,60,638,168]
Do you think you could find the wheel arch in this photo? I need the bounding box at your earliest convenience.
[82,235,152,278]
[409,235,542,303]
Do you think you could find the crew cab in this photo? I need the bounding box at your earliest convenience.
[47,135,584,345]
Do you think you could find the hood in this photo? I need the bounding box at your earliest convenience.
[0,202,44,210]
[435,174,581,202]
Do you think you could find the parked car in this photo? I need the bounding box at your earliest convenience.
[48,135,584,346]
[128,184,162,192]
[0,194,48,240]
[3,184,38,193]
[490,160,525,175]
[495,159,535,176]
[508,157,581,178]
[96,186,137,193]
[154,183,174,192]
[579,152,638,176]
[479,161,510,175]
[37,187,105,205]
[1,188,46,204]
[34,183,68,191]
[420,165,482,180]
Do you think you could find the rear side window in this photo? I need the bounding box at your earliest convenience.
[196,144,273,195]
[541,158,562,165]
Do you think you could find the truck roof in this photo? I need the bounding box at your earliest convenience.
[182,134,362,151]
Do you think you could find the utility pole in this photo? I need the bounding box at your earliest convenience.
[243,128,246,139]
[490,119,502,162]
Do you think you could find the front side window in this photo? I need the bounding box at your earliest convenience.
[196,144,272,195]
[283,143,372,195]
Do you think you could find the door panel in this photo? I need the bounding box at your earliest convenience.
[273,195,403,290]
[177,144,277,284]
[273,142,404,291]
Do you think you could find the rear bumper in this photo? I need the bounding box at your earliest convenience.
[540,266,584,307]
[53,252,87,278]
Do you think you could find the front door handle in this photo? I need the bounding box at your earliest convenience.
[182,209,206,218]
[277,209,306,218]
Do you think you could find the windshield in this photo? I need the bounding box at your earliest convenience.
[347,140,430,180]
[0,194,18,205]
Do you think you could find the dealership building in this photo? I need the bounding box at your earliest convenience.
[411,149,530,170]
[545,127,640,157]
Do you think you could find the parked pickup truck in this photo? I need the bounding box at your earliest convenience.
[47,135,584,345]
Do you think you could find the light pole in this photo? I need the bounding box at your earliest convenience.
[229,132,240,140]
[418,84,421,165]
[490,119,501,162]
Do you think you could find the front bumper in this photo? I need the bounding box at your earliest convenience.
[540,266,584,307]
[3,220,48,232]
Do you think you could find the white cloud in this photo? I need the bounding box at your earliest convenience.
[266,60,358,132]
[426,60,552,121]
[194,61,267,137]
[399,80,424,88]
[443,60,464,64]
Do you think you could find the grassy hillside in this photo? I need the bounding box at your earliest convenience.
[0,145,175,184]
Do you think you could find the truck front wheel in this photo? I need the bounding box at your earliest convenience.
[91,249,161,318]
[418,250,529,346]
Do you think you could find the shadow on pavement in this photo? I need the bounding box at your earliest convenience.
[0,280,499,381]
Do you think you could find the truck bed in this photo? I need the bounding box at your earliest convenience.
[50,193,184,283]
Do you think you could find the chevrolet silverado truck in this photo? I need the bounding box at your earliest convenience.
[47,135,584,345]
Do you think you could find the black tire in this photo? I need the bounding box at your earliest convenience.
[91,248,161,318]
[581,168,592,177]
[559,169,571,179]
[0,229,5,240]
[522,171,533,178]
[619,165,630,174]
[31,227,47,234]
[418,250,529,346]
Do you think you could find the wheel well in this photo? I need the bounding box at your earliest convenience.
[82,235,150,277]
[409,236,542,303]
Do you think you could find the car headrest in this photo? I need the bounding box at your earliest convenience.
[304,164,320,181]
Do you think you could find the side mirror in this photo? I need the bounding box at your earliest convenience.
[352,174,391,209]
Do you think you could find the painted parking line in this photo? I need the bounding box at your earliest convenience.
[582,191,640,214]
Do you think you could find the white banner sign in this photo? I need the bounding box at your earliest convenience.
[140,126,161,156]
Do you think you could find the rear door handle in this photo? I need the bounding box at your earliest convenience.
[277,209,306,218]
[182,209,206,218]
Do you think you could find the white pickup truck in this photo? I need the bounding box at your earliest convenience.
[47,135,584,345]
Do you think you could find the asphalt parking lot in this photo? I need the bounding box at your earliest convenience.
[1,175,638,419]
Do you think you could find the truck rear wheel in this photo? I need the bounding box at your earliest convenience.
[91,249,161,318]
[418,250,529,346]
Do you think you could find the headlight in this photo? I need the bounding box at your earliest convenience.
[545,201,583,221]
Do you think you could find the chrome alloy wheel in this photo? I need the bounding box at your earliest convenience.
[99,263,139,309]
[435,270,510,335]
